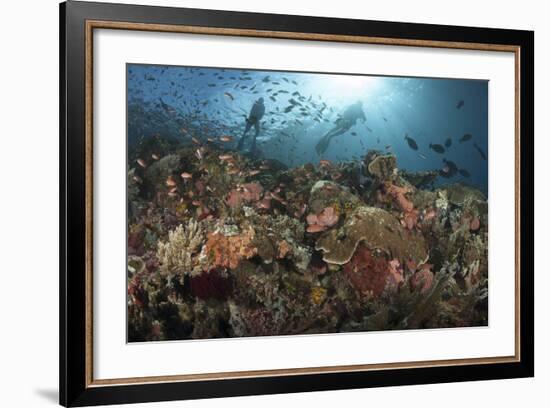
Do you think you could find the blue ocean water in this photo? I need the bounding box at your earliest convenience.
[127,64,488,195]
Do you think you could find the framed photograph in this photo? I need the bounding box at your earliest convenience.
[60,1,534,406]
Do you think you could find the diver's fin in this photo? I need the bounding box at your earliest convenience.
[315,135,330,155]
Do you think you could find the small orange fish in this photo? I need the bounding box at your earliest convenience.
[319,159,332,167]
[136,158,147,168]
[195,148,204,161]
[227,168,240,175]
[166,177,177,187]
[151,153,160,160]
[248,170,261,176]
[180,172,193,179]
[219,154,234,161]
[219,136,233,142]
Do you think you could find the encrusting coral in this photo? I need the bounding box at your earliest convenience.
[315,206,428,265]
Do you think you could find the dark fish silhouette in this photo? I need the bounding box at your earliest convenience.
[456,100,465,109]
[439,158,458,178]
[458,168,471,178]
[429,143,445,154]
[445,138,452,148]
[473,142,487,160]
[404,134,418,150]
[459,133,472,142]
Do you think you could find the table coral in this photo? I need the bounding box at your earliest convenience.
[315,206,428,265]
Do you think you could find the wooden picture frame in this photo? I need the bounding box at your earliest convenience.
[60,1,534,406]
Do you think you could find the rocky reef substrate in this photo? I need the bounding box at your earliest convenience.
[127,140,488,341]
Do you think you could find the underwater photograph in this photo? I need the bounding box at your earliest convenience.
[126,64,489,342]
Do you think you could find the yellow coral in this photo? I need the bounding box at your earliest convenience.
[175,202,188,218]
[310,286,327,305]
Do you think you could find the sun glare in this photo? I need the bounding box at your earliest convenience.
[309,74,381,102]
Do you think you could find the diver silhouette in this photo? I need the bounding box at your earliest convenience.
[237,97,265,153]
[315,101,366,155]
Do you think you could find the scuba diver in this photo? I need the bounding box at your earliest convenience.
[237,97,265,153]
[315,101,366,155]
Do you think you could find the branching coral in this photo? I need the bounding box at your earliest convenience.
[156,219,204,278]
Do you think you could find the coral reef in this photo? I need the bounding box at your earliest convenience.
[315,206,427,265]
[127,139,489,341]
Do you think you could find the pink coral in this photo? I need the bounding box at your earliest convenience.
[385,183,414,213]
[306,206,339,233]
[403,209,419,230]
[470,217,481,232]
[257,197,272,210]
[317,207,339,227]
[306,224,326,233]
[343,245,390,299]
[387,258,404,290]
[383,182,419,230]
[410,266,434,293]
